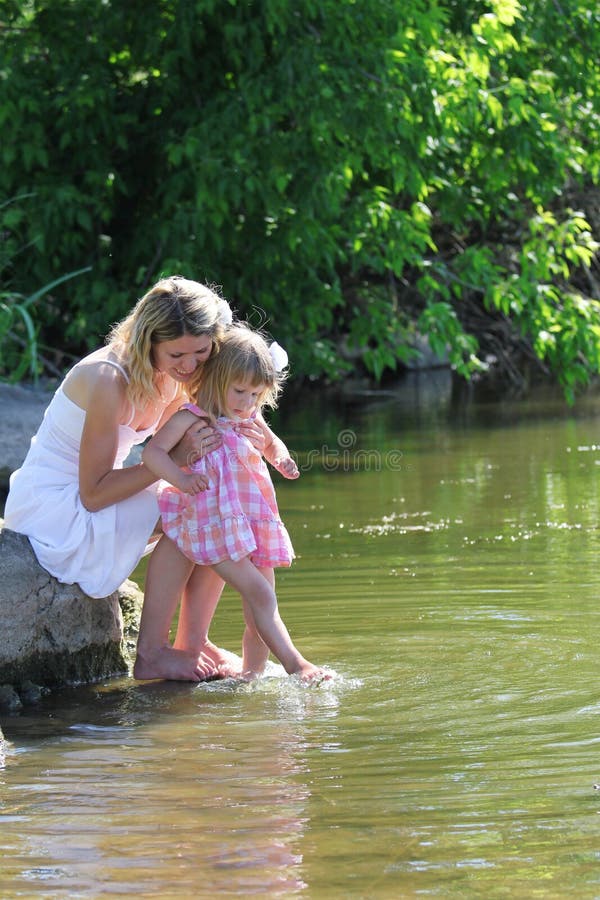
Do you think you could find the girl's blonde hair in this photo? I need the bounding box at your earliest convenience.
[196,323,287,417]
[108,275,226,406]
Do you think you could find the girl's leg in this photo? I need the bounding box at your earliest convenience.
[173,566,234,670]
[133,535,218,681]
[212,557,325,679]
[240,568,273,677]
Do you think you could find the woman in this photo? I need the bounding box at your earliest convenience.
[5,275,258,680]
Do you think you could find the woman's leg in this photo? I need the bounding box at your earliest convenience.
[133,536,218,681]
[173,566,234,669]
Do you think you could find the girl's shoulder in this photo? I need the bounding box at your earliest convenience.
[181,402,209,417]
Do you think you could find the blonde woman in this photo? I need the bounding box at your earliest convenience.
[5,276,260,680]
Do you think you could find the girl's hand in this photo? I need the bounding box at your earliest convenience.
[234,419,266,453]
[178,472,209,495]
[171,419,222,467]
[273,456,300,479]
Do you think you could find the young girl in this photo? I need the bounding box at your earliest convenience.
[142,324,327,682]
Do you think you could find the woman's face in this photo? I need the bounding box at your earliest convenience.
[152,334,213,384]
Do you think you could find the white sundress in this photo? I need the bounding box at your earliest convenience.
[3,361,162,598]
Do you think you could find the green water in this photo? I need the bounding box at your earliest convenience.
[3,374,600,898]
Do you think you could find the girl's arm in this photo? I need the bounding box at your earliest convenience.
[158,395,223,467]
[142,410,204,490]
[256,415,299,480]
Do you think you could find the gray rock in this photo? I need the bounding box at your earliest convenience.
[18,680,49,704]
[0,684,22,712]
[0,525,143,697]
[0,382,54,490]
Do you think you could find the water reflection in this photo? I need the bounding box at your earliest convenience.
[1,672,355,897]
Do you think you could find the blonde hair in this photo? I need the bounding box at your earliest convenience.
[196,323,286,417]
[108,276,226,406]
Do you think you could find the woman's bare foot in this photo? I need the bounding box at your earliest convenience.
[133,644,219,681]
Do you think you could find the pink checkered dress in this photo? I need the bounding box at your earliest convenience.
[158,404,295,568]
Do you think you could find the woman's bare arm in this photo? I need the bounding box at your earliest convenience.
[78,368,158,512]
[78,369,223,511]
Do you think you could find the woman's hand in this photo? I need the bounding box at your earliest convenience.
[234,419,266,454]
[170,419,222,467]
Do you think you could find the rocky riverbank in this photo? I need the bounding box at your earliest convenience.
[0,381,53,495]
[0,383,144,727]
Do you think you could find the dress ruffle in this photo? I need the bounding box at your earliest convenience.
[161,488,293,567]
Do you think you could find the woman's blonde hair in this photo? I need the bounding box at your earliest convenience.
[108,275,226,406]
[196,323,287,417]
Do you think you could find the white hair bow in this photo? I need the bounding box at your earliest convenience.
[216,298,233,325]
[269,341,289,372]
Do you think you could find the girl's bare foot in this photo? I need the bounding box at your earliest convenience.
[291,661,331,684]
[222,667,262,682]
[133,645,219,682]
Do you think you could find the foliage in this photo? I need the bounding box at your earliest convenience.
[0,195,93,381]
[0,0,599,397]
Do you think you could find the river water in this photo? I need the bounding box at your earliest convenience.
[2,373,600,898]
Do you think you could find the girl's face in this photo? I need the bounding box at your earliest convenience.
[225,378,265,419]
[152,334,213,384]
